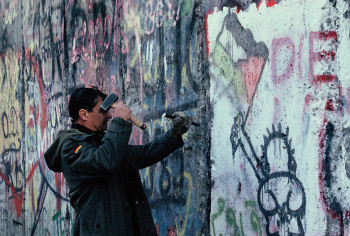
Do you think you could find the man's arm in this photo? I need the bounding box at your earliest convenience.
[61,118,132,178]
[128,112,192,169]
[128,128,184,169]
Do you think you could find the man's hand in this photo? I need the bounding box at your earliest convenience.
[111,101,132,121]
[171,112,192,136]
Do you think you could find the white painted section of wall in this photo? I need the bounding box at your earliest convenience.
[208,0,347,234]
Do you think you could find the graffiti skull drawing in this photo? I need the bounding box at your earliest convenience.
[231,120,306,235]
[258,125,305,235]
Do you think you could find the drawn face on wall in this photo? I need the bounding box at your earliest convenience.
[258,174,306,235]
[257,124,306,236]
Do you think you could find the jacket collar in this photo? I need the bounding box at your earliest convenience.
[72,123,105,145]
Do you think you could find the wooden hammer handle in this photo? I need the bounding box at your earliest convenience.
[130,115,147,130]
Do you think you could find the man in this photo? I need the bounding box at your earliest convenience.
[44,87,192,235]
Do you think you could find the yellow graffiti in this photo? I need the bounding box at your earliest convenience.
[175,171,192,236]
[162,167,173,189]
[0,48,21,152]
[2,1,19,25]
[143,53,160,85]
[212,42,247,100]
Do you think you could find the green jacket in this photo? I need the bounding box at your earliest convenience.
[44,118,184,236]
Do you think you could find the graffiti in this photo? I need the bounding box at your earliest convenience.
[329,0,350,19]
[0,207,8,230]
[209,12,268,108]
[221,0,281,11]
[211,197,262,236]
[1,109,19,139]
[271,37,295,86]
[139,121,195,236]
[69,2,112,63]
[270,31,337,88]
[0,0,19,24]
[308,31,337,85]
[52,209,67,236]
[317,88,350,235]
[0,0,205,234]
[144,0,193,34]
[231,119,306,235]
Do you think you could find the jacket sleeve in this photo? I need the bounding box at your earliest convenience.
[61,118,132,178]
[128,128,184,170]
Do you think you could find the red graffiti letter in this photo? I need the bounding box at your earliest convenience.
[309,31,337,85]
[271,37,295,86]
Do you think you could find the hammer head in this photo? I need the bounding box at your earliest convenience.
[100,93,118,113]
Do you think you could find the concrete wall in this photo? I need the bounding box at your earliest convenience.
[208,0,350,235]
[0,0,209,235]
[1,0,350,235]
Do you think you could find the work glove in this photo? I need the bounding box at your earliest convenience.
[171,112,192,135]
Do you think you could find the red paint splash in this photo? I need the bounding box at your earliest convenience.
[256,0,278,10]
[315,75,336,84]
[319,31,338,41]
[319,51,336,61]
[205,9,214,57]
[325,99,334,111]
[256,1,263,10]
[266,0,278,7]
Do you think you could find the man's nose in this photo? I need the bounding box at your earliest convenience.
[106,111,112,118]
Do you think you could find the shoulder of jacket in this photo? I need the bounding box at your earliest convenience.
[62,129,94,142]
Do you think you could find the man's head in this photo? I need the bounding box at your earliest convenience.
[69,87,112,131]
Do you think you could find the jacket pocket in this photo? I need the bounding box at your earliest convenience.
[79,205,94,235]
[91,202,104,235]
[79,203,105,236]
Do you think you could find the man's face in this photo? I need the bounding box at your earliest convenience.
[84,98,112,131]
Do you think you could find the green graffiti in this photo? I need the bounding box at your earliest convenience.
[225,208,240,236]
[212,198,262,236]
[181,0,193,17]
[245,200,262,236]
[250,210,262,236]
[244,200,256,208]
[52,210,64,236]
[212,42,247,104]
[211,197,225,236]
[212,42,239,82]
[239,212,244,236]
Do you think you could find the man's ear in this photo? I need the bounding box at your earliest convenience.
[79,109,88,121]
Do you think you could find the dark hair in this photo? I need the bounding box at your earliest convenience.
[68,87,107,122]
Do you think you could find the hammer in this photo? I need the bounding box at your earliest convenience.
[100,93,147,130]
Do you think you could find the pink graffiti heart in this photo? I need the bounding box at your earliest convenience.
[240,56,265,107]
